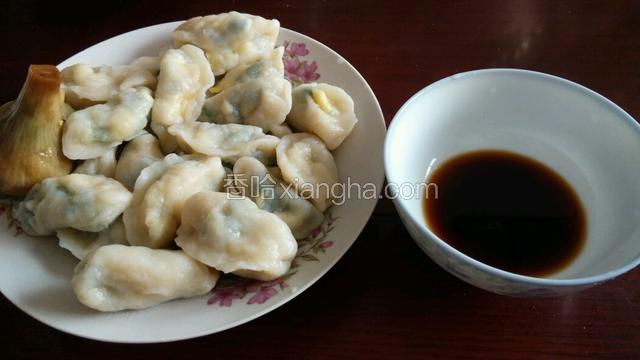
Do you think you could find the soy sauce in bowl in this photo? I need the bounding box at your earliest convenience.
[423,150,586,277]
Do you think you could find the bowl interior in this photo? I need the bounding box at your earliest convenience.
[386,69,640,280]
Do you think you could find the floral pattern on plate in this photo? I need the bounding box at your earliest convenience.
[282,41,320,85]
[205,41,334,308]
[207,210,338,307]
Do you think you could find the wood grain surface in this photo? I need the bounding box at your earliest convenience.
[1,1,639,358]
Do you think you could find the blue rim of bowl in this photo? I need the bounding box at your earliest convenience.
[384,68,640,288]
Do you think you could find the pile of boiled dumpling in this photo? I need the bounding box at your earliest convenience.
[11,12,358,312]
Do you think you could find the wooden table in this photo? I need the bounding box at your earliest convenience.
[2,1,639,358]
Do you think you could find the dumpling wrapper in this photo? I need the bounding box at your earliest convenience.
[209,46,285,92]
[233,156,323,239]
[62,87,153,160]
[124,155,226,248]
[199,75,291,132]
[61,56,159,109]
[276,133,339,212]
[172,12,279,75]
[199,47,290,132]
[14,174,131,236]
[72,244,219,311]
[287,83,358,150]
[73,147,117,178]
[169,121,280,164]
[57,218,127,260]
[176,191,297,281]
[114,132,163,190]
[151,44,215,152]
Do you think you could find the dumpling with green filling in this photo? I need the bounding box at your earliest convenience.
[233,156,323,239]
[14,174,131,236]
[176,191,297,281]
[169,121,280,164]
[172,12,279,75]
[211,47,285,92]
[199,76,291,132]
[62,87,153,160]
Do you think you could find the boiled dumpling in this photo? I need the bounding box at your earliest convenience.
[151,44,215,152]
[73,147,117,178]
[114,132,163,190]
[72,244,219,311]
[287,83,358,150]
[211,47,285,92]
[172,12,279,75]
[62,87,153,160]
[127,153,185,195]
[57,218,127,260]
[199,76,291,132]
[61,57,159,109]
[14,174,131,236]
[199,47,291,131]
[169,122,280,164]
[276,133,339,212]
[124,155,226,248]
[233,157,323,239]
[122,154,186,246]
[176,191,297,281]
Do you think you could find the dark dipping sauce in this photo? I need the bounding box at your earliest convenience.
[423,150,586,277]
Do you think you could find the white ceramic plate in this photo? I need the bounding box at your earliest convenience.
[0,21,385,343]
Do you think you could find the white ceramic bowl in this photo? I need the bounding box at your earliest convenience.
[385,69,640,296]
